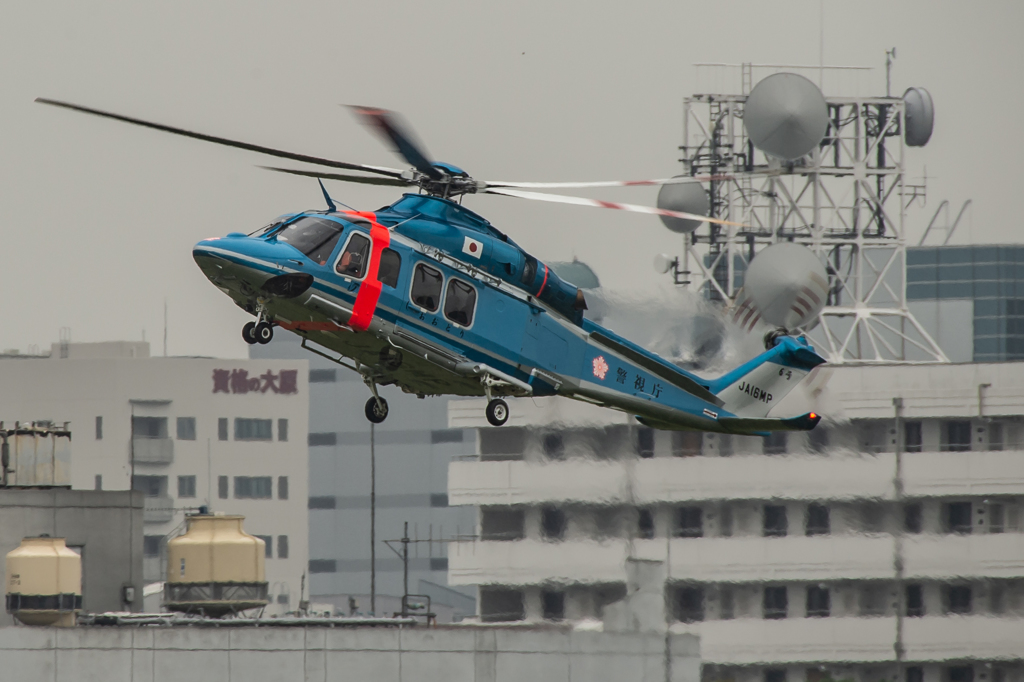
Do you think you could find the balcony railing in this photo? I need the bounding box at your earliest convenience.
[132,437,174,465]
[143,496,174,524]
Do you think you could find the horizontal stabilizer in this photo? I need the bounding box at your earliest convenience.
[718,412,822,436]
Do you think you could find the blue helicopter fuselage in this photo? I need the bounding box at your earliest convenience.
[193,194,824,434]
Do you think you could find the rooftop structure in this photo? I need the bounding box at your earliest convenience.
[446,361,1024,682]
[0,342,308,615]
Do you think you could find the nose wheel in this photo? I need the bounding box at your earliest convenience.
[365,396,389,424]
[485,398,509,426]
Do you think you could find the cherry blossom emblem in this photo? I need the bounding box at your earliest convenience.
[592,355,609,380]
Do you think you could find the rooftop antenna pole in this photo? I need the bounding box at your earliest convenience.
[818,0,824,89]
[886,47,897,97]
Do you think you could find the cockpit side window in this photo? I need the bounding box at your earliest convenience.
[411,263,443,312]
[521,255,538,286]
[336,233,371,279]
[378,248,401,288]
[444,279,477,327]
[275,217,344,265]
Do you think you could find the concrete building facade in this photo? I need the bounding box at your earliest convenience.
[250,333,477,619]
[446,362,1024,682]
[0,488,144,626]
[0,342,309,615]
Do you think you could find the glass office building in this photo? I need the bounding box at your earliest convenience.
[908,245,1024,362]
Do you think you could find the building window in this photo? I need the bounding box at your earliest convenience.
[676,507,703,538]
[143,535,163,557]
[542,590,565,621]
[480,588,525,622]
[133,475,167,497]
[308,496,336,509]
[480,508,525,541]
[944,502,973,534]
[256,535,273,558]
[235,476,273,499]
[235,418,272,441]
[945,585,972,614]
[906,668,924,682]
[636,428,655,458]
[541,506,566,540]
[942,420,971,452]
[672,431,702,457]
[176,417,196,441]
[308,559,336,573]
[805,504,830,536]
[177,475,196,498]
[989,421,1004,451]
[308,432,337,446]
[906,584,924,617]
[946,667,974,682]
[676,585,705,623]
[763,587,788,619]
[904,421,923,452]
[904,503,923,533]
[278,419,288,442]
[218,418,228,441]
[132,416,168,439]
[542,433,564,459]
[308,369,337,383]
[218,476,228,499]
[763,505,788,537]
[638,509,655,539]
[719,586,735,619]
[430,557,448,571]
[859,583,888,616]
[763,432,786,455]
[990,503,1006,533]
[764,670,786,682]
[806,586,830,617]
[94,474,102,491]
[278,476,288,500]
[430,429,463,444]
[430,493,449,507]
[95,416,103,440]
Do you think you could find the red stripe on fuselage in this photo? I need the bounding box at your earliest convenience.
[536,264,549,297]
[344,211,390,332]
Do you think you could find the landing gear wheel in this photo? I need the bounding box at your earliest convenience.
[242,321,258,345]
[485,399,509,426]
[365,397,389,424]
[255,322,274,344]
[763,328,788,350]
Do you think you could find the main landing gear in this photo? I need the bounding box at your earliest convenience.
[242,304,275,345]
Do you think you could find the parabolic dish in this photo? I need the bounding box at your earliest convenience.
[744,73,829,161]
[903,87,934,147]
[657,180,709,234]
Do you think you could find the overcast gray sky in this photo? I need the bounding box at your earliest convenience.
[2,0,1021,358]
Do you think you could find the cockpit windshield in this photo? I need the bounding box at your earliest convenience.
[275,216,344,265]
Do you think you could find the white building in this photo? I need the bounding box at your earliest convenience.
[447,362,1024,682]
[0,341,308,615]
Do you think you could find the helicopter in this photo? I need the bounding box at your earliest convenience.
[35,98,824,433]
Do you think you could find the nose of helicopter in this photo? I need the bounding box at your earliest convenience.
[192,233,273,290]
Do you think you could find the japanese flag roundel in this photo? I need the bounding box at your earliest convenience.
[462,236,483,259]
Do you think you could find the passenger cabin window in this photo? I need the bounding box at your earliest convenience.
[444,279,477,326]
[411,263,444,312]
[275,217,343,265]
[378,248,401,288]
[336,233,371,279]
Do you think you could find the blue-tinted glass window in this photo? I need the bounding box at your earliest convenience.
[939,264,973,282]
[907,283,937,300]
[975,299,1001,316]
[906,265,937,284]
[974,337,999,355]
[974,318,1003,336]
[974,281,998,298]
[938,282,972,299]
[938,248,972,265]
[907,248,937,266]
[973,247,999,264]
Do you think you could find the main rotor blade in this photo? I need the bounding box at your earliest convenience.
[482,187,745,227]
[348,106,442,181]
[483,170,779,190]
[261,166,412,187]
[36,98,407,179]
